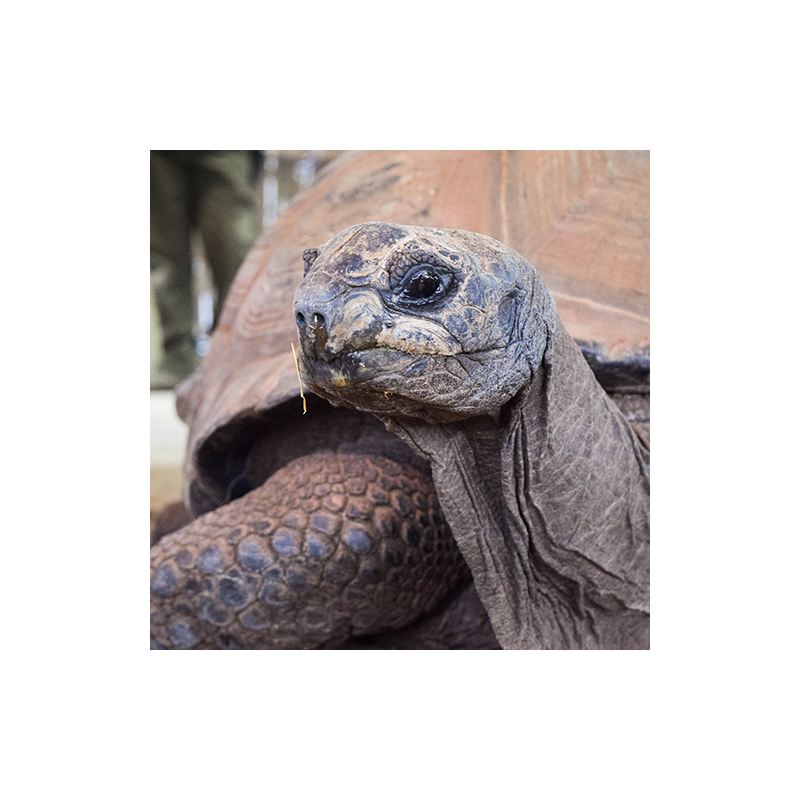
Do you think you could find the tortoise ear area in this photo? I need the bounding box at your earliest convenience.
[302,247,320,276]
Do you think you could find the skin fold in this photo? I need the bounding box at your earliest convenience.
[294,222,650,650]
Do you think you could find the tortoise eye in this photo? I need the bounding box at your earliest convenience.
[398,266,451,305]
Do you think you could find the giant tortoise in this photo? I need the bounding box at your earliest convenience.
[150,150,649,650]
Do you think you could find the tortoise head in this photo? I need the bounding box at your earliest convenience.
[293,222,558,423]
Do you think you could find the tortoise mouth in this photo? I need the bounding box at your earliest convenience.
[300,346,429,391]
[299,346,486,424]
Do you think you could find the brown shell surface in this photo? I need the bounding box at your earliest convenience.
[179,150,650,498]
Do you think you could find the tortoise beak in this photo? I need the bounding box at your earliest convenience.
[294,275,384,363]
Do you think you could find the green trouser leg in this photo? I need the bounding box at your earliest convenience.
[150,151,198,378]
[192,151,261,320]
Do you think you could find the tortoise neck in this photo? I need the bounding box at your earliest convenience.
[516,318,650,607]
[387,319,649,649]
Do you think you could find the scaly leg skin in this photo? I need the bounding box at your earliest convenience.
[150,453,470,649]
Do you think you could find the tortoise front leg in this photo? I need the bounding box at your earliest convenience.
[150,452,469,649]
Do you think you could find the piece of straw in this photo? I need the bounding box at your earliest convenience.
[291,342,307,414]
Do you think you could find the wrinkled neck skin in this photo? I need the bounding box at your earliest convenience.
[384,316,650,650]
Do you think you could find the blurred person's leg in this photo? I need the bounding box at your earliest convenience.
[195,151,261,327]
[150,151,199,388]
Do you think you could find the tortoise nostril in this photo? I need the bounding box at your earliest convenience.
[295,306,329,352]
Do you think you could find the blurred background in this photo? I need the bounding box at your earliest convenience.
[150,150,344,383]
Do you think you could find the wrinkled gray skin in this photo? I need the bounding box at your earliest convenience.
[294,222,650,649]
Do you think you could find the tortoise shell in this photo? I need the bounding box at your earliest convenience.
[177,150,649,515]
